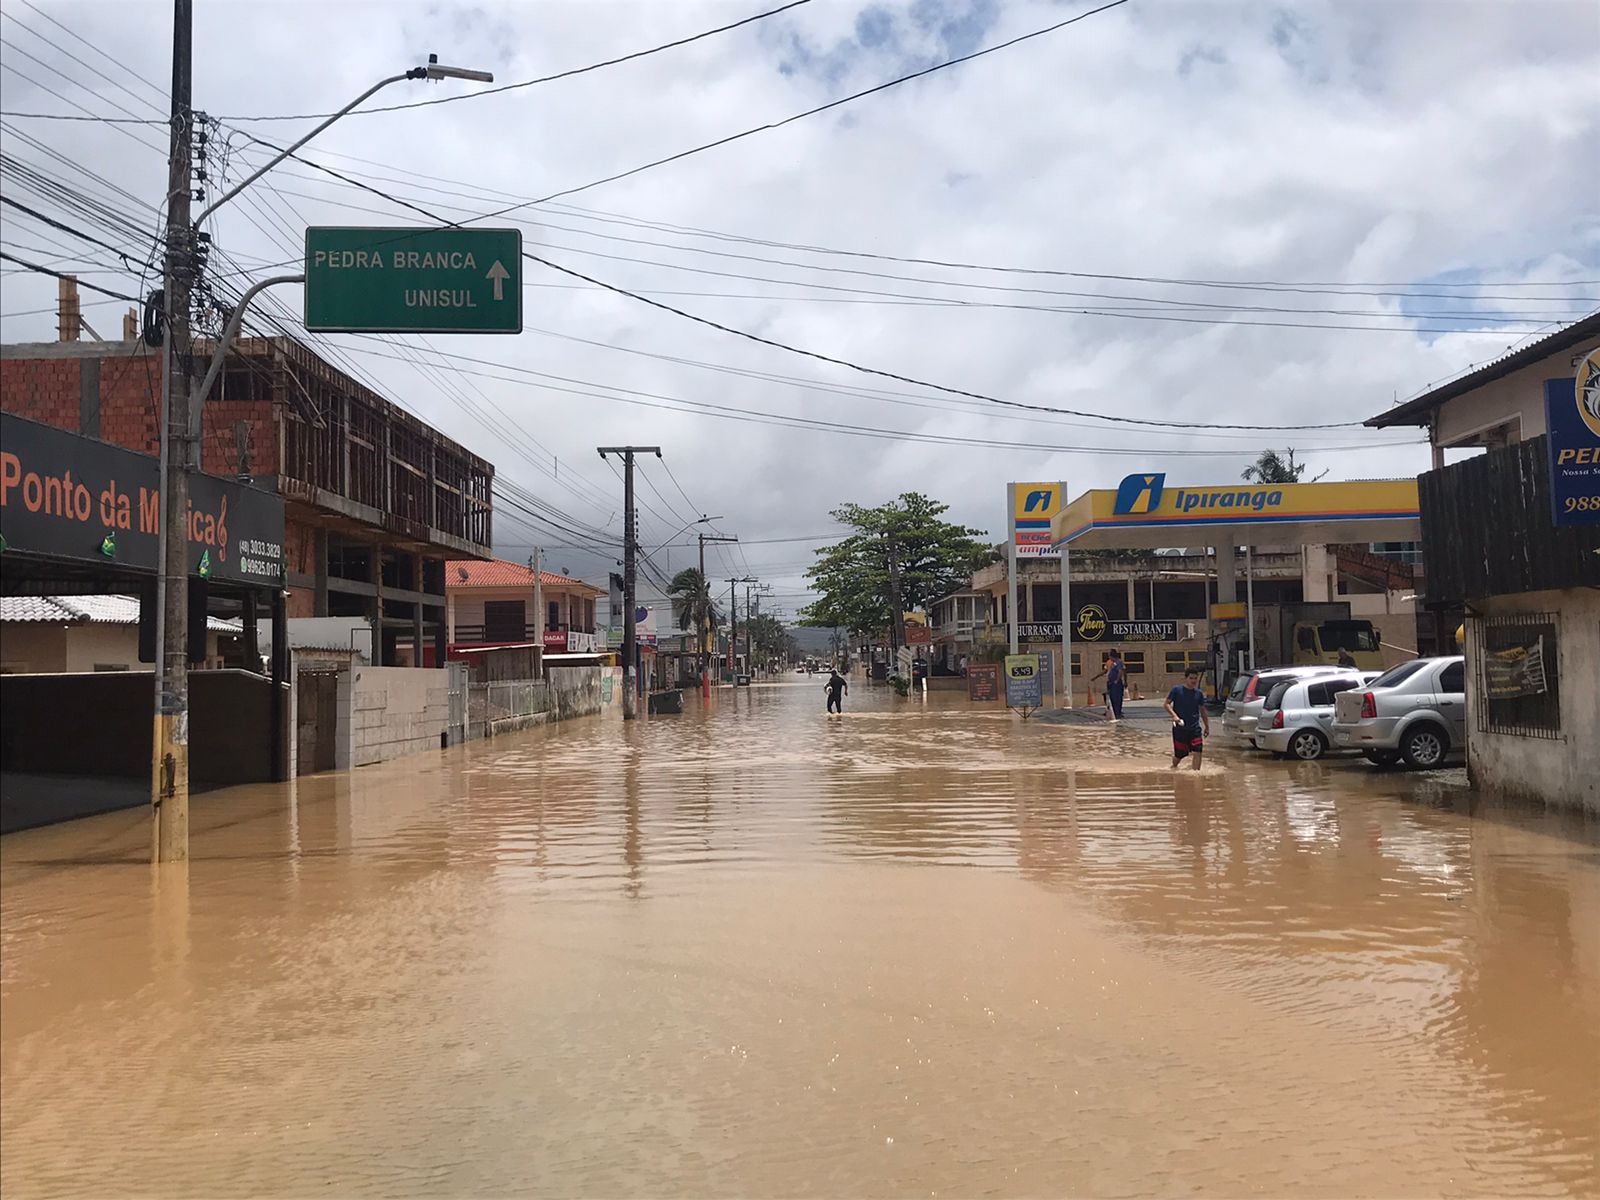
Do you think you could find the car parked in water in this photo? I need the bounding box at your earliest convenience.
[1332,655,1467,768]
[1255,672,1383,760]
[1222,665,1348,746]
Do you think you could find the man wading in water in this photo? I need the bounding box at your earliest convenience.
[1092,648,1126,722]
[824,669,848,714]
[1164,667,1210,771]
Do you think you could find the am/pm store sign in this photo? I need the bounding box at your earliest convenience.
[304,227,523,333]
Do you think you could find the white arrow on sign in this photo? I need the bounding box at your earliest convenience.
[486,260,510,301]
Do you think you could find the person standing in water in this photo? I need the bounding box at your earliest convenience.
[824,669,848,714]
[1093,648,1126,722]
[1164,667,1210,770]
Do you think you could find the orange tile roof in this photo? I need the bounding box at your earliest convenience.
[446,559,601,593]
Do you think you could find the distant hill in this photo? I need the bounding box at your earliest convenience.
[788,625,840,654]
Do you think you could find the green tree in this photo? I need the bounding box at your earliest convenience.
[667,568,721,644]
[742,612,797,669]
[801,493,992,635]
[1242,448,1325,484]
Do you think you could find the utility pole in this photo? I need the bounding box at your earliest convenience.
[726,575,754,679]
[598,447,659,719]
[885,533,905,654]
[152,0,194,863]
[530,547,543,669]
[697,531,737,695]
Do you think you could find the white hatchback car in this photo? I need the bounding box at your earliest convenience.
[1224,666,1349,747]
[1255,672,1382,760]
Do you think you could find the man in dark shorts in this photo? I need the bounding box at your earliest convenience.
[1164,668,1211,770]
[824,669,848,714]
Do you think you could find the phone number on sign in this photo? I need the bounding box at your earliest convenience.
[1562,496,1600,513]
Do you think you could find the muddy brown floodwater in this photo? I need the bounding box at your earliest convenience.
[2,679,1597,1197]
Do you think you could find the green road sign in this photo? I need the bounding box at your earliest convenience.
[304,226,523,333]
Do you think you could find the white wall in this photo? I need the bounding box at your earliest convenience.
[1436,335,1599,448]
[351,665,450,767]
[1466,588,1599,815]
[2,624,221,673]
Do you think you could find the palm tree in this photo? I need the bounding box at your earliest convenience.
[667,568,721,648]
[1242,448,1325,484]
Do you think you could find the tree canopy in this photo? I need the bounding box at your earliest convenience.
[1242,448,1326,484]
[801,493,992,635]
[667,568,721,637]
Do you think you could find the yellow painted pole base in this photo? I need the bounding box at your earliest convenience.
[152,711,190,863]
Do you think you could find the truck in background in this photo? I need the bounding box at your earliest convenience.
[1253,601,1385,671]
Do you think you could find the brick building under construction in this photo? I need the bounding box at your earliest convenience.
[1,333,493,664]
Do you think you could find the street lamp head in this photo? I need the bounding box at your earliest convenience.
[424,54,494,83]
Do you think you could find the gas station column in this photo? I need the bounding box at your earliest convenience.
[1216,544,1239,605]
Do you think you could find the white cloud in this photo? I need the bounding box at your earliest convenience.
[2,0,1595,615]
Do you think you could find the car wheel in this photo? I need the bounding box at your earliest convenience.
[1363,750,1400,768]
[1400,724,1449,770]
[1289,729,1327,761]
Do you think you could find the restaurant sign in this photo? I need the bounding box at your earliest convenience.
[1019,614,1178,643]
[0,412,285,586]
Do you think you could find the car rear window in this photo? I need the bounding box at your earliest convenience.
[1264,681,1293,710]
[1438,661,1465,694]
[1229,674,1248,700]
[1370,660,1426,690]
[1307,678,1363,706]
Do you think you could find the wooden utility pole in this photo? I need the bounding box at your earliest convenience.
[153,0,194,863]
[598,447,659,719]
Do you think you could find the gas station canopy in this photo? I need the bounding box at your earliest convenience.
[1051,473,1421,551]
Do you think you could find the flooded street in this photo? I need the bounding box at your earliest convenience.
[3,678,1597,1198]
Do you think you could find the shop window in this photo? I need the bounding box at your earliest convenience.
[1070,653,1081,676]
[1122,651,1145,675]
[485,600,527,642]
[1164,650,1209,674]
[1476,615,1560,738]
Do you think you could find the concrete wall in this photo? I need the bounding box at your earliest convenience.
[351,666,449,767]
[546,664,603,722]
[0,624,220,673]
[1467,588,1599,815]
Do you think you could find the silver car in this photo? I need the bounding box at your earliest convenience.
[1223,666,1347,747]
[1256,672,1381,760]
[1332,656,1467,768]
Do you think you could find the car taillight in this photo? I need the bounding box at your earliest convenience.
[1271,710,1284,730]
[1244,677,1257,700]
[1360,692,1377,719]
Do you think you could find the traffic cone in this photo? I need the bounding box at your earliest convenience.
[1085,684,1096,707]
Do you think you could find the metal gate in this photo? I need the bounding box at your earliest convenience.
[446,661,468,745]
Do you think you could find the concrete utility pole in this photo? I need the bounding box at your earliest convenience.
[598,447,659,719]
[726,575,754,677]
[885,533,905,653]
[530,547,543,670]
[1006,482,1019,655]
[152,0,194,863]
[698,531,737,694]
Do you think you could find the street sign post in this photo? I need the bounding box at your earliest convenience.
[304,226,523,333]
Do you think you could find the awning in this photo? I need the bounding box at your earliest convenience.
[1051,474,1421,550]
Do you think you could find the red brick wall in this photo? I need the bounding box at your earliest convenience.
[0,358,80,430]
[1,350,275,476]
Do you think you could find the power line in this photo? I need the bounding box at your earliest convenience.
[220,0,813,121]
[472,0,1131,214]
[0,249,141,300]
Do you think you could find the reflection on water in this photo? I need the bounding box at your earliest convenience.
[3,681,1597,1197]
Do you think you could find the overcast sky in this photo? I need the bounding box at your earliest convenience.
[2,0,1596,618]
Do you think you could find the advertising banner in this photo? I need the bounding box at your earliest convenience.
[966,662,1000,701]
[1,412,285,587]
[1485,637,1548,699]
[1011,481,1064,558]
[904,623,933,645]
[1004,654,1043,708]
[1545,359,1600,526]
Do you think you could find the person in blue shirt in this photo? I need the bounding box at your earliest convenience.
[1093,648,1127,721]
[1164,668,1211,770]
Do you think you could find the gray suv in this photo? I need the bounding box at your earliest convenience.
[1331,656,1466,768]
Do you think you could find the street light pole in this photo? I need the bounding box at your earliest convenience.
[148,42,492,863]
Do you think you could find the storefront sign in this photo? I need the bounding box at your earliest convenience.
[0,412,285,587]
[1545,357,1600,526]
[966,662,1000,701]
[542,629,568,651]
[567,630,600,653]
[904,622,932,645]
[1004,654,1043,708]
[1018,616,1178,643]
